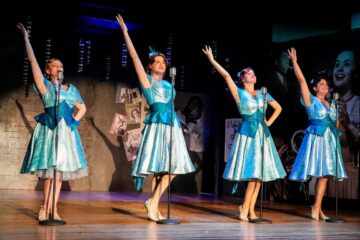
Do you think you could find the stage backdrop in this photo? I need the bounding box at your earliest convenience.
[266,31,360,200]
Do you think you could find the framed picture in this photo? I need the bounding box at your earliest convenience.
[125,103,141,125]
[109,113,128,136]
[122,128,142,161]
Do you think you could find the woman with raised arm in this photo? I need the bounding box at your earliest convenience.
[17,23,88,222]
[116,14,195,222]
[288,47,347,220]
[202,45,286,221]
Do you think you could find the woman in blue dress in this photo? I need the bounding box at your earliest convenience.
[202,46,286,221]
[18,23,88,222]
[288,48,347,220]
[116,15,195,222]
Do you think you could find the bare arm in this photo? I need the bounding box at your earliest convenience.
[202,45,239,103]
[265,100,282,126]
[17,23,46,94]
[288,48,311,106]
[116,14,150,88]
[73,102,86,121]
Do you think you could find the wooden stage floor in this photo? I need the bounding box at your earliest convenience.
[1,190,359,239]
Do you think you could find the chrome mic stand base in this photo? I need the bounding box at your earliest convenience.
[39,219,66,226]
[326,217,346,223]
[157,219,180,225]
[250,218,272,224]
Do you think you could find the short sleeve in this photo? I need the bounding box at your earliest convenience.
[33,76,49,95]
[266,92,275,102]
[140,74,154,102]
[72,85,84,104]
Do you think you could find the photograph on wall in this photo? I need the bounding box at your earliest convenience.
[175,92,211,153]
[115,83,142,104]
[125,102,141,125]
[109,113,128,136]
[115,83,132,104]
[122,128,142,161]
[130,87,142,103]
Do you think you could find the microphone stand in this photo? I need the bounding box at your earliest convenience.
[327,94,345,223]
[251,88,272,224]
[157,67,179,225]
[39,75,66,226]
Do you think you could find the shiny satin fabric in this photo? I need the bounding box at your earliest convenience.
[223,88,286,186]
[20,78,88,180]
[132,75,195,190]
[289,94,347,181]
[143,102,181,127]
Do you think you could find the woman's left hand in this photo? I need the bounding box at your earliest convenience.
[264,119,270,126]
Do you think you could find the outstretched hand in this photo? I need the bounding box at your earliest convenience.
[116,14,128,32]
[202,45,214,61]
[17,23,29,39]
[287,47,297,63]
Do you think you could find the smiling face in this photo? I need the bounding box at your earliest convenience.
[314,79,329,97]
[333,50,356,90]
[147,53,168,77]
[241,69,257,85]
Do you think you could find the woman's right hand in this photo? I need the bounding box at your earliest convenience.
[202,45,214,62]
[116,14,128,32]
[287,47,297,63]
[17,23,29,39]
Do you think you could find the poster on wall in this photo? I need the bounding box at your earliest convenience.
[125,103,141,125]
[115,83,142,104]
[122,128,142,161]
[224,118,242,162]
[175,92,211,153]
[109,113,127,136]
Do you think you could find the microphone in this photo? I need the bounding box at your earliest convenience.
[261,87,267,96]
[58,71,64,84]
[169,67,176,86]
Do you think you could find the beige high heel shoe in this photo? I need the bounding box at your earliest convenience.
[38,205,48,221]
[144,200,159,221]
[239,205,249,221]
[319,210,329,221]
[310,205,319,220]
[157,209,166,220]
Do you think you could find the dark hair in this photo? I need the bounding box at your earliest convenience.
[311,70,329,88]
[237,67,254,88]
[145,52,169,75]
[310,70,330,94]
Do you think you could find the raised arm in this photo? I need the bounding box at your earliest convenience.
[116,14,150,88]
[17,23,46,94]
[202,45,240,103]
[288,48,311,106]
